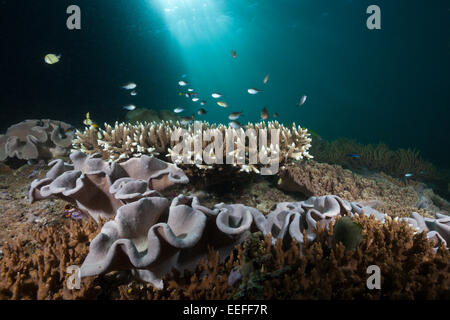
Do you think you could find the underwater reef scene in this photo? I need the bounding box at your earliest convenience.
[1,0,449,303]
[0,117,449,300]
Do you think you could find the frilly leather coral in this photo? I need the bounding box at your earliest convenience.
[80,194,396,288]
[0,119,75,161]
[29,151,189,221]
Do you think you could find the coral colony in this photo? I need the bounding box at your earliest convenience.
[0,117,448,300]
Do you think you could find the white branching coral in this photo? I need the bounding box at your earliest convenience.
[72,120,313,174]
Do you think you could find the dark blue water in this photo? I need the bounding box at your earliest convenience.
[1,0,449,168]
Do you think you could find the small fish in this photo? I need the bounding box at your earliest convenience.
[229,120,241,129]
[178,80,188,86]
[188,88,194,92]
[197,108,207,115]
[181,74,187,78]
[217,101,228,108]
[123,104,136,111]
[261,107,269,120]
[44,53,61,65]
[263,74,270,84]
[130,90,137,96]
[346,153,361,158]
[83,112,99,129]
[273,112,279,118]
[405,173,413,178]
[173,107,184,113]
[192,97,199,102]
[181,114,195,125]
[228,112,243,120]
[184,93,191,98]
[231,49,237,58]
[212,93,222,99]
[200,100,207,106]
[122,82,137,90]
[248,88,261,95]
[297,95,307,106]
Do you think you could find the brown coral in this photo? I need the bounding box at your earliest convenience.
[0,219,103,300]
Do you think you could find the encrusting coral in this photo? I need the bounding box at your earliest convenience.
[29,151,189,221]
[72,120,312,175]
[0,119,75,162]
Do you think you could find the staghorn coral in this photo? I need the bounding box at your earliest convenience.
[278,160,444,217]
[29,151,189,221]
[0,219,103,300]
[72,120,312,175]
[0,119,75,162]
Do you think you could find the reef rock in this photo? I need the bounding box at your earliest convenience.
[29,151,189,221]
[278,160,446,217]
[0,119,75,161]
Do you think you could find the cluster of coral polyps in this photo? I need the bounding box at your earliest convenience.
[72,120,313,174]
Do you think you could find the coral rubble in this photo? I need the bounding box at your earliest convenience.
[0,119,75,162]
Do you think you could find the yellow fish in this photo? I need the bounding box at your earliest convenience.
[217,101,228,108]
[83,112,98,129]
[44,53,61,65]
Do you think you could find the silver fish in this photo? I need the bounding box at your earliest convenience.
[229,120,241,129]
[192,97,200,102]
[122,82,137,90]
[178,80,188,86]
[123,104,136,111]
[228,112,243,120]
[248,88,261,95]
[173,107,184,113]
[297,95,307,106]
[212,92,222,99]
[130,90,137,96]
